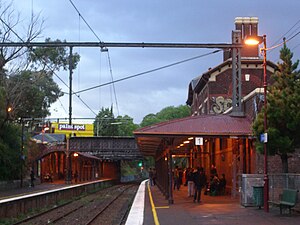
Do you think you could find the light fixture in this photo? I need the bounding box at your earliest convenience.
[245,74,250,81]
[183,140,190,144]
[244,35,264,45]
[73,152,79,157]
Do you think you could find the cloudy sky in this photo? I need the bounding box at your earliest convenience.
[8,0,300,123]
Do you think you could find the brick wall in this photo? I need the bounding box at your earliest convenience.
[255,149,300,173]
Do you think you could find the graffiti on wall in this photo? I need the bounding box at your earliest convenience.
[211,96,232,114]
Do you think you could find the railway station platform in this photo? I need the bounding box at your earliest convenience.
[126,180,300,225]
[0,181,69,201]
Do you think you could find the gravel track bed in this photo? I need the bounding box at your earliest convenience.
[15,183,138,225]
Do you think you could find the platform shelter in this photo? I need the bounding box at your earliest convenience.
[134,114,254,204]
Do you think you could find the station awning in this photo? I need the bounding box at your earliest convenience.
[134,114,253,156]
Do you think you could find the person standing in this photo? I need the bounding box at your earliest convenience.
[193,167,206,203]
[30,170,35,187]
[149,168,154,186]
[74,170,79,183]
[186,168,194,197]
[173,166,180,190]
[152,168,157,186]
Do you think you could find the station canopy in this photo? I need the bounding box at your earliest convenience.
[134,114,253,157]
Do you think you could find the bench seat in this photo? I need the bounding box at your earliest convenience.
[280,201,295,207]
[273,189,299,214]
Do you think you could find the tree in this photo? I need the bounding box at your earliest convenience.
[0,1,43,76]
[140,105,190,127]
[94,107,115,136]
[0,2,80,180]
[29,38,80,72]
[115,115,139,136]
[5,70,62,119]
[0,122,22,180]
[94,107,138,136]
[252,43,300,172]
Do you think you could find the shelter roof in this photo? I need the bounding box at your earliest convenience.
[134,114,253,156]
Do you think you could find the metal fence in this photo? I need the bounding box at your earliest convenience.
[239,173,300,207]
[269,174,300,202]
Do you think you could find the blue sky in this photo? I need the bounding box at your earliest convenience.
[8,0,300,123]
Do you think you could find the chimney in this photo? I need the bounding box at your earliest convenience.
[235,17,259,58]
[223,17,260,61]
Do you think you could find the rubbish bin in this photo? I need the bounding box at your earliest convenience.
[253,186,264,209]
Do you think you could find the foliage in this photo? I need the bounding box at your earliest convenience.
[6,70,63,119]
[0,123,22,180]
[140,105,190,127]
[94,107,138,136]
[29,38,80,71]
[115,115,139,136]
[252,44,300,172]
[0,3,80,181]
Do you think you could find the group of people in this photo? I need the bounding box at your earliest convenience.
[185,167,207,203]
[204,165,227,196]
[173,166,184,190]
[176,164,227,203]
[150,164,227,203]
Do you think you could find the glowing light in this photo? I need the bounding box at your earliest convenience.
[244,35,263,46]
[73,153,79,157]
[244,39,260,45]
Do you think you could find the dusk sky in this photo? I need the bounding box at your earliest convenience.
[8,0,300,123]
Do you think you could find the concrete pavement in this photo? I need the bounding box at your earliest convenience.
[142,182,300,225]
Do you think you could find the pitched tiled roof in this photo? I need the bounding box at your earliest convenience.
[134,114,253,156]
[134,114,252,136]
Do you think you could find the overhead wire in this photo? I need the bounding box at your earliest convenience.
[107,51,119,116]
[77,10,81,97]
[68,0,119,115]
[75,50,221,95]
[268,18,300,62]
[68,0,102,42]
[0,16,97,116]
[269,19,300,51]
[266,30,300,51]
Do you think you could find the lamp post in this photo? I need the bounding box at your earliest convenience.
[245,34,269,212]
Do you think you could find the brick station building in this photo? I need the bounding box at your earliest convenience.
[134,17,300,203]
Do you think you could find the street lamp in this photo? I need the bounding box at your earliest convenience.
[245,34,269,212]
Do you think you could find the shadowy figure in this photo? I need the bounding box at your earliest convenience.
[193,167,207,203]
[219,173,227,195]
[74,170,79,183]
[152,168,157,186]
[30,170,35,187]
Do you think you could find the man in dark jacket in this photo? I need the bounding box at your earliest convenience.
[193,167,206,203]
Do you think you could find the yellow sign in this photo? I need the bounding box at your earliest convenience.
[51,122,94,137]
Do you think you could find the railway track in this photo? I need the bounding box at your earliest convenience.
[13,183,138,225]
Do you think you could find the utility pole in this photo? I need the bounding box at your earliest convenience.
[231,30,243,116]
[69,46,73,125]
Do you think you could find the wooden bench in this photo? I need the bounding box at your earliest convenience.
[269,189,298,214]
